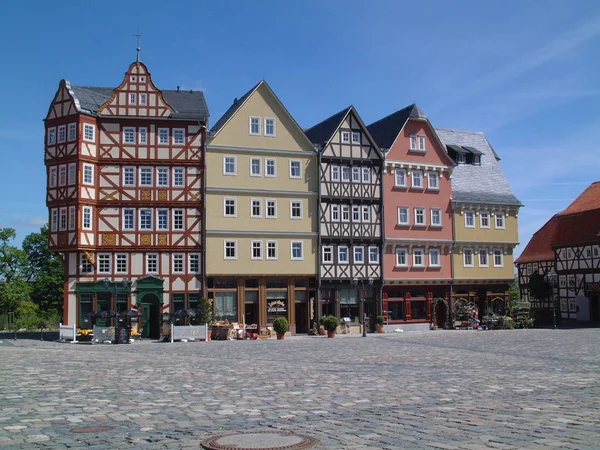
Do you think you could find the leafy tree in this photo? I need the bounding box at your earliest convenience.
[508,279,521,301]
[0,228,29,314]
[196,298,214,325]
[528,270,550,301]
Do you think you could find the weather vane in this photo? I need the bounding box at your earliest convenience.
[133,33,142,62]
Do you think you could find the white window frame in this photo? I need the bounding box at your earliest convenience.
[457,153,466,164]
[251,198,262,218]
[59,165,67,186]
[68,206,76,230]
[341,166,350,182]
[157,167,169,187]
[353,246,364,264]
[430,208,442,227]
[463,248,474,267]
[368,246,379,264]
[362,167,371,183]
[224,198,237,218]
[223,156,237,175]
[266,199,277,218]
[251,240,263,260]
[479,248,489,267]
[82,206,92,230]
[394,168,407,187]
[495,213,505,229]
[59,207,67,231]
[139,209,153,230]
[189,253,201,273]
[116,253,128,274]
[480,212,490,228]
[429,249,440,267]
[57,125,66,143]
[83,163,94,185]
[396,248,408,267]
[264,117,276,136]
[465,211,475,228]
[138,127,147,144]
[413,248,425,267]
[224,240,238,260]
[414,207,426,226]
[50,208,58,232]
[427,172,439,190]
[266,241,278,260]
[351,132,360,144]
[411,170,423,189]
[139,167,153,186]
[493,248,504,267]
[172,253,184,274]
[123,208,135,231]
[290,200,303,219]
[341,131,350,143]
[341,205,350,222]
[81,254,93,274]
[173,167,184,187]
[157,209,169,231]
[398,206,409,225]
[265,158,276,177]
[129,93,136,105]
[322,246,333,264]
[331,165,340,182]
[249,116,261,135]
[67,123,76,141]
[291,241,304,260]
[250,157,262,177]
[172,209,184,230]
[68,163,76,185]
[410,134,417,150]
[158,128,169,145]
[123,127,136,144]
[418,135,426,151]
[47,127,56,144]
[352,167,360,183]
[289,160,302,179]
[173,128,185,145]
[338,246,349,264]
[139,93,147,106]
[331,205,340,222]
[362,205,371,222]
[83,124,95,142]
[146,253,158,274]
[97,253,111,274]
[49,166,57,188]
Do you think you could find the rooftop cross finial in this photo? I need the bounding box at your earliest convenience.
[133,33,142,62]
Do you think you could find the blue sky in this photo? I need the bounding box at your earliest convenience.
[0,0,598,258]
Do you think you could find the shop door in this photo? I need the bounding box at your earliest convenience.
[295,302,308,333]
[141,294,161,339]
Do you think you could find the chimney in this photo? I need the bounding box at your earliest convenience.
[177,86,180,92]
[233,98,238,104]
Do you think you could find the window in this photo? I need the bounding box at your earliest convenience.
[189,254,200,273]
[290,200,302,219]
[495,213,505,229]
[418,135,426,151]
[331,205,340,221]
[395,168,407,187]
[49,167,57,187]
[412,170,423,188]
[354,246,364,264]
[398,207,409,225]
[157,209,169,231]
[291,241,303,260]
[123,127,135,144]
[429,249,440,267]
[465,211,475,228]
[430,208,442,227]
[338,246,349,263]
[341,205,350,222]
[139,76,146,82]
[50,209,58,232]
[47,127,56,144]
[414,208,426,226]
[362,167,371,183]
[224,198,236,217]
[83,164,93,185]
[146,254,158,273]
[68,163,76,185]
[352,205,360,222]
[266,200,277,218]
[251,199,262,218]
[82,206,92,230]
[123,209,135,230]
[173,168,184,187]
[157,168,169,187]
[68,206,76,230]
[250,158,262,176]
[81,254,93,274]
[251,241,263,260]
[352,132,360,144]
[83,124,95,142]
[472,155,481,165]
[457,153,466,164]
[290,160,301,179]
[172,254,184,273]
[341,131,350,143]
[249,116,260,135]
[265,159,276,177]
[130,75,137,82]
[331,166,340,181]
[59,208,67,231]
[68,123,76,141]
[413,248,424,267]
[224,241,237,260]
[139,209,152,230]
[58,125,66,143]
[352,167,360,183]
[322,246,333,263]
[341,166,350,182]
[463,248,474,267]
[493,249,503,267]
[59,165,67,186]
[139,93,147,105]
[362,205,370,222]
[410,134,425,151]
[369,246,379,264]
[129,93,136,105]
[140,167,152,186]
[98,254,111,274]
[480,212,490,228]
[116,254,128,274]
[427,172,439,190]
[396,248,407,266]
[173,209,184,230]
[266,241,278,260]
[158,128,169,144]
[173,129,185,145]
[264,118,276,136]
[138,127,147,144]
[479,248,489,267]
[224,156,236,175]
[410,134,417,150]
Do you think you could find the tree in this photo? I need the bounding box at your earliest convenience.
[528,271,550,301]
[0,228,30,314]
[196,298,214,325]
[508,279,520,301]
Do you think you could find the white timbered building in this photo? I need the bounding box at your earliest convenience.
[305,106,385,329]
[44,61,209,338]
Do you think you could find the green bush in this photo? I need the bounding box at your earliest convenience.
[375,315,385,326]
[322,316,339,333]
[272,316,289,335]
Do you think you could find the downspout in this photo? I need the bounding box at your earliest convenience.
[379,156,385,318]
[200,122,207,301]
[316,145,322,331]
[449,194,456,329]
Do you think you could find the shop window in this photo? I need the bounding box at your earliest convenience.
[267,291,288,322]
[411,301,427,320]
[340,288,359,322]
[266,279,287,289]
[295,279,308,288]
[295,290,307,301]
[79,294,94,328]
[215,278,237,289]
[172,293,185,313]
[215,292,237,322]
[245,279,259,288]
[386,301,405,321]
[245,291,259,303]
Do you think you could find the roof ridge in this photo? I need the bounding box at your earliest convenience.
[435,127,485,135]
[367,103,413,127]
[305,105,352,133]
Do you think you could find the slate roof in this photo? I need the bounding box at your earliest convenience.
[558,181,600,215]
[69,85,209,119]
[515,215,559,264]
[435,128,522,206]
[209,81,261,134]
[367,103,426,149]
[304,106,352,145]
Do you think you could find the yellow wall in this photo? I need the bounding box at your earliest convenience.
[452,252,515,280]
[454,211,519,243]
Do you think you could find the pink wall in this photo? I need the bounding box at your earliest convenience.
[383,119,454,280]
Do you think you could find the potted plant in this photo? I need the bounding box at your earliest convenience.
[375,315,385,333]
[318,316,327,335]
[322,316,339,338]
[272,317,289,340]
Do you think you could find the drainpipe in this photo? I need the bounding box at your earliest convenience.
[200,122,207,301]
[316,145,322,331]
[379,156,385,318]
[449,198,456,329]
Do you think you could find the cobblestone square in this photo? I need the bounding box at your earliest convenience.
[1,329,599,449]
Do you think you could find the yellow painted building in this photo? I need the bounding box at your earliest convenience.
[206,81,318,333]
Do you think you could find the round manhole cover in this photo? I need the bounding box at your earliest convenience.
[71,426,115,434]
[200,430,318,450]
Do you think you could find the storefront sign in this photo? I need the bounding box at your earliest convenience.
[585,283,600,292]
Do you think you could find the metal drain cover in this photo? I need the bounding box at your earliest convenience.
[71,425,115,433]
[200,430,318,450]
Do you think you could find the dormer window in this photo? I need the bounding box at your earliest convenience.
[139,76,146,82]
[410,134,426,151]
[341,132,350,143]
[457,154,466,164]
[472,155,481,165]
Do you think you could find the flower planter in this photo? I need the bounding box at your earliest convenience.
[327,331,335,338]
[276,333,285,340]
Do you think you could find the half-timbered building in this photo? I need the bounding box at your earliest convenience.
[45,61,209,338]
[206,81,318,334]
[368,105,455,327]
[305,106,385,331]
[435,128,522,325]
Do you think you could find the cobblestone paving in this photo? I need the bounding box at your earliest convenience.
[1,329,599,449]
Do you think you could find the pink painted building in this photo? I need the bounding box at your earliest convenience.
[368,104,455,325]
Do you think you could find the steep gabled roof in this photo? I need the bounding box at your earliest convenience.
[366,103,426,149]
[558,181,600,216]
[552,210,600,248]
[304,106,351,145]
[209,81,261,134]
[435,128,522,206]
[515,215,560,264]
